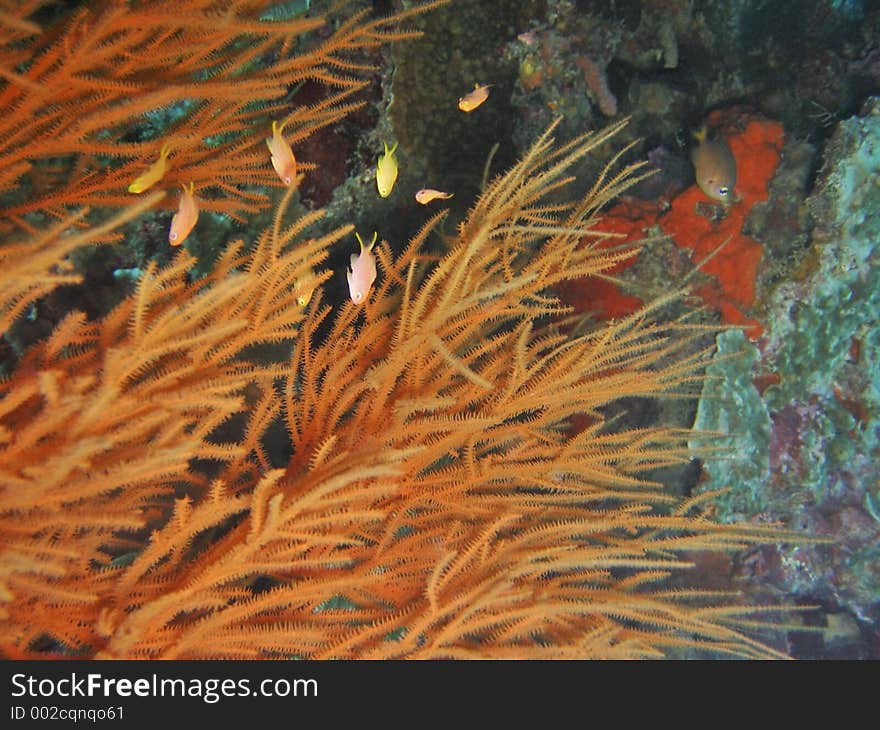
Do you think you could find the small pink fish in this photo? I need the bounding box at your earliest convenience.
[168,182,198,246]
[458,83,492,112]
[347,231,377,304]
[267,119,297,186]
[415,188,454,205]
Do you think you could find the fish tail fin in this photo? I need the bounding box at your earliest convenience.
[692,124,708,143]
[355,231,378,252]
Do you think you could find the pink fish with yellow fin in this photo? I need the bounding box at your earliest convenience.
[458,83,492,112]
[347,231,378,305]
[168,182,199,246]
[415,188,454,205]
[128,144,172,194]
[267,119,297,186]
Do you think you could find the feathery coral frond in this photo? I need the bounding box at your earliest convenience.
[0,0,448,230]
[1,7,805,658]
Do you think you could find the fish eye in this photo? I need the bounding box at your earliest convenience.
[169,231,178,241]
[719,186,729,195]
[353,291,363,303]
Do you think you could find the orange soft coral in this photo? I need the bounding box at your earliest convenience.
[560,115,784,339]
[557,205,647,319]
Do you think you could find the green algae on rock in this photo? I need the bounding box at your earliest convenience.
[693,98,880,632]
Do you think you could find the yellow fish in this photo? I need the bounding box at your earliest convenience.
[128,144,172,194]
[458,83,491,112]
[376,141,399,198]
[691,125,736,204]
[267,119,297,186]
[295,268,317,307]
[347,231,378,304]
[415,188,454,205]
[168,182,199,246]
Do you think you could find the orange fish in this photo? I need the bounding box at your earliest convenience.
[415,188,454,205]
[128,144,172,194]
[267,119,297,186]
[691,125,737,204]
[458,83,492,112]
[168,182,199,246]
